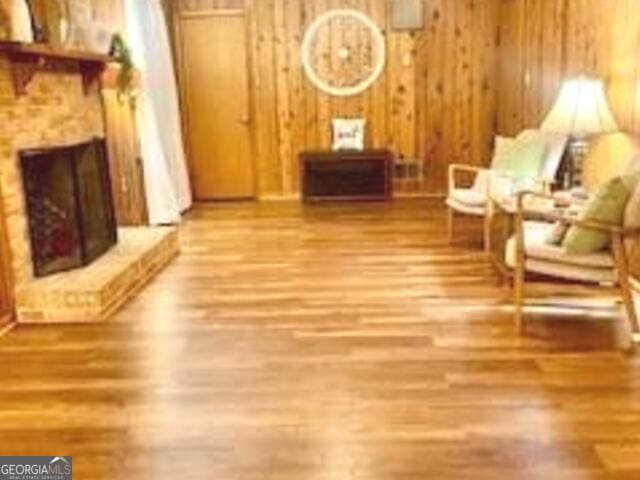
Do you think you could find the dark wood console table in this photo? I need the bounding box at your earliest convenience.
[300,150,393,202]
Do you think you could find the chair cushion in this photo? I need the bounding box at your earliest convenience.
[488,136,518,171]
[563,173,640,254]
[541,133,569,182]
[472,169,491,194]
[474,137,517,193]
[505,255,616,284]
[446,189,486,216]
[545,221,571,246]
[449,188,486,207]
[508,221,615,268]
[516,130,568,182]
[493,134,549,180]
[506,222,615,284]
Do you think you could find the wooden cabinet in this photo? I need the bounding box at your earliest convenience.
[300,150,394,202]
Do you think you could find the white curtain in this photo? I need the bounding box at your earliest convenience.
[125,0,192,225]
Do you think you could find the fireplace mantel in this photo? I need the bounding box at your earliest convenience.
[0,41,112,96]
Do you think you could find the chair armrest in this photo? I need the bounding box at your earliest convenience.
[515,190,555,207]
[515,191,637,236]
[491,170,548,192]
[448,164,487,192]
[491,189,554,216]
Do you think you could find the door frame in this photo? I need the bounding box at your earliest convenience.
[172,6,258,200]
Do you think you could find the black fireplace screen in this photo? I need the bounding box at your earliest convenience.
[20,138,117,277]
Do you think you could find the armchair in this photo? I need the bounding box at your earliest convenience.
[446,130,568,252]
[504,189,640,345]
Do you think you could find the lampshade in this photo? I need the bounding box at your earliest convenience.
[541,76,619,138]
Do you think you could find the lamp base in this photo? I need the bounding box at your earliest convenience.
[564,139,589,189]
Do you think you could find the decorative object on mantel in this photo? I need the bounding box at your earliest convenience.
[25,0,51,43]
[332,118,366,151]
[541,76,619,189]
[301,9,386,97]
[109,32,136,103]
[27,0,72,46]
[9,0,34,42]
[66,0,92,48]
[0,40,110,96]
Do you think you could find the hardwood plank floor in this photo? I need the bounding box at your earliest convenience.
[1,200,639,479]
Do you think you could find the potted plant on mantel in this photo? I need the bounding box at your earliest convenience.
[108,32,137,104]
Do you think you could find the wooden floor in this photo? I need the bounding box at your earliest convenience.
[1,200,640,479]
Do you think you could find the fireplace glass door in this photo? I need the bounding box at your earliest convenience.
[20,139,117,277]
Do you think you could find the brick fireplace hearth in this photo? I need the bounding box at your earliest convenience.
[0,54,178,323]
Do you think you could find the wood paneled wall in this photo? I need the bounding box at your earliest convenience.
[497,0,640,138]
[0,187,13,325]
[174,0,501,197]
[93,0,149,224]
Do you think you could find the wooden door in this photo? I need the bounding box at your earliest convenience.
[177,12,255,200]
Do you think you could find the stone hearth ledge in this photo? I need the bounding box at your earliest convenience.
[15,226,179,323]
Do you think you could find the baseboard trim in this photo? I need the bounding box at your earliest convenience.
[258,194,302,202]
[394,192,446,199]
[258,193,446,202]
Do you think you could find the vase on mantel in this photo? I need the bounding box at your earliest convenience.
[10,0,34,42]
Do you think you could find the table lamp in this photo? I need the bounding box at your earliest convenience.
[541,76,619,188]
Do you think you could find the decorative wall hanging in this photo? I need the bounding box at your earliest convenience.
[301,9,386,97]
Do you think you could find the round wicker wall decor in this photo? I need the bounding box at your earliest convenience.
[301,9,386,97]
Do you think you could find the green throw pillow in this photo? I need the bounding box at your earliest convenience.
[563,173,640,254]
[492,136,548,180]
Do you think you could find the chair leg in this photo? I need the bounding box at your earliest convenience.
[514,258,525,335]
[447,207,454,245]
[612,236,640,340]
[483,207,492,255]
[513,211,526,334]
[620,280,640,335]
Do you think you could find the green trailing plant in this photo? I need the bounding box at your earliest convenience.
[109,32,136,105]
